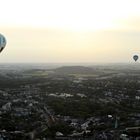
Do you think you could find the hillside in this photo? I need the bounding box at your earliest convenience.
[54,66,96,74]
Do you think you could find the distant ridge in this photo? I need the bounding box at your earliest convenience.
[54,66,95,74]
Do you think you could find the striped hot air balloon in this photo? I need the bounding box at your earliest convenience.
[0,34,6,53]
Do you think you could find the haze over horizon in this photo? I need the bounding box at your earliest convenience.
[0,0,140,63]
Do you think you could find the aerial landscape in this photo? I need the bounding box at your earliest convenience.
[0,63,139,139]
[1,0,140,139]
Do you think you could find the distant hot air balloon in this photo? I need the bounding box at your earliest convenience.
[133,55,139,62]
[0,34,6,53]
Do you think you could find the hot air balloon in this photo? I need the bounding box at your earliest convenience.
[0,34,6,53]
[133,55,139,62]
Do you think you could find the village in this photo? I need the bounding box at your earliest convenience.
[0,65,140,139]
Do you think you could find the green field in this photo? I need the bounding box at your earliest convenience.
[69,73,99,78]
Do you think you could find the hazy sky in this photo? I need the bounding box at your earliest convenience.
[0,0,140,63]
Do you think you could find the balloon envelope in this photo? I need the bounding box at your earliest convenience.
[0,34,6,53]
[133,55,139,62]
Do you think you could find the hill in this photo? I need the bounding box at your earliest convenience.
[54,66,95,74]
